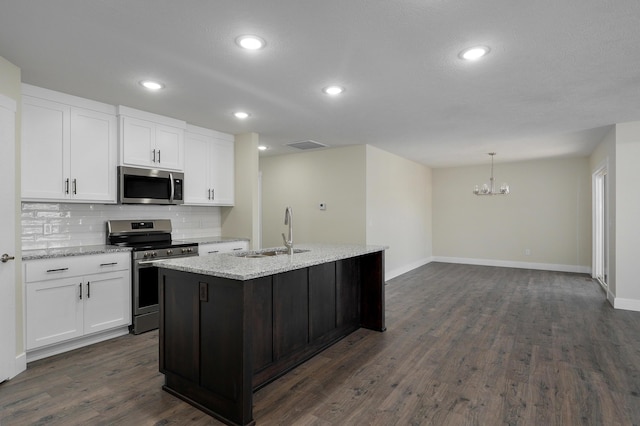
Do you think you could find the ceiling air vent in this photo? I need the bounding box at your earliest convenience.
[286,140,328,150]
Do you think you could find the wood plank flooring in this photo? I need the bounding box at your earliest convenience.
[2,262,639,425]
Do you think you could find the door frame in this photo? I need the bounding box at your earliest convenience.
[592,159,608,290]
[0,93,21,381]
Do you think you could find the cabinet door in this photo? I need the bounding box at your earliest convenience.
[209,138,235,206]
[83,270,131,335]
[184,131,212,205]
[121,116,154,167]
[160,270,200,381]
[21,96,70,200]
[309,262,337,340]
[273,269,309,358]
[70,108,117,202]
[26,277,83,350]
[155,124,184,171]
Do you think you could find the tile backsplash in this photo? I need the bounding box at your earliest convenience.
[22,202,222,250]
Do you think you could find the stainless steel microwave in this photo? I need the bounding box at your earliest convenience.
[118,166,184,205]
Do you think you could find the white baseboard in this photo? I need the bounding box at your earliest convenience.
[386,257,433,281]
[26,326,130,363]
[432,256,591,274]
[8,352,27,380]
[613,297,640,312]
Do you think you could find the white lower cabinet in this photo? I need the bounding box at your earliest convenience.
[199,241,249,256]
[25,252,131,359]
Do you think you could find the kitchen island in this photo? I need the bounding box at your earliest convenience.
[156,243,386,426]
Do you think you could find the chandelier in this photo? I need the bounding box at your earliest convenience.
[473,153,510,196]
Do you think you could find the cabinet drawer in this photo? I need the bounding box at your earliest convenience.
[199,241,249,255]
[25,252,130,282]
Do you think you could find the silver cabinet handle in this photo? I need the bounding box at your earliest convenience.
[152,149,156,162]
[46,267,69,273]
[157,150,161,163]
[211,188,214,200]
[99,262,118,267]
[72,178,77,195]
[65,178,69,194]
[87,281,91,298]
[207,250,219,254]
[1,253,15,263]
[79,283,82,300]
[208,189,211,200]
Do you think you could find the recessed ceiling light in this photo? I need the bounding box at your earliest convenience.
[322,85,345,96]
[233,111,250,119]
[236,35,266,50]
[139,80,164,90]
[459,46,490,61]
[258,145,268,151]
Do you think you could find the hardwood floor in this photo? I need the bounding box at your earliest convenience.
[2,262,639,425]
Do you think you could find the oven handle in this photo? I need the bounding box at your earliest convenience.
[138,260,167,265]
[169,172,175,204]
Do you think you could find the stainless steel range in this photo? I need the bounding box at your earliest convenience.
[106,219,198,334]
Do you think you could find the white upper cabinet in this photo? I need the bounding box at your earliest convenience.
[118,106,186,171]
[21,84,117,203]
[184,124,235,206]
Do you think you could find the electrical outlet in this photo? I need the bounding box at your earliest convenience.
[43,224,53,235]
[319,202,326,210]
[524,248,531,256]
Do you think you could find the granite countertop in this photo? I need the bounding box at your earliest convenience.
[156,243,387,281]
[176,236,250,245]
[22,245,132,261]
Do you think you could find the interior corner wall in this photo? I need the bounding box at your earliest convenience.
[259,146,367,248]
[432,157,592,272]
[613,121,640,310]
[221,132,260,249]
[365,145,432,279]
[0,55,23,362]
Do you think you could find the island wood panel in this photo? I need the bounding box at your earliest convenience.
[309,262,337,341]
[273,268,309,358]
[360,251,386,331]
[250,276,274,374]
[336,256,361,328]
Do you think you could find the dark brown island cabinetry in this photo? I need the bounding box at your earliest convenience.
[158,250,385,426]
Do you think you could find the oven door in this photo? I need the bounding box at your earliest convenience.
[133,259,163,316]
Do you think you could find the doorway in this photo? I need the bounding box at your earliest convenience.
[592,163,608,288]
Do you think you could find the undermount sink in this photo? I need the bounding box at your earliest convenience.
[235,248,310,258]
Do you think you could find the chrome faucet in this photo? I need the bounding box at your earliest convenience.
[281,206,293,255]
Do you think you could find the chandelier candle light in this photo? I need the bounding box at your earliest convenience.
[473,152,510,196]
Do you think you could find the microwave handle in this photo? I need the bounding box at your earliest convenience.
[169,173,175,203]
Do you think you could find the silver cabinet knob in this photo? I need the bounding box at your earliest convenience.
[1,253,15,263]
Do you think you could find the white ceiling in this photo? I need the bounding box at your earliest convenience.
[1,0,639,167]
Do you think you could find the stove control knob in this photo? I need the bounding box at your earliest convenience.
[152,252,158,257]
[187,248,193,253]
[143,252,150,258]
[166,249,173,255]
[181,248,188,254]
